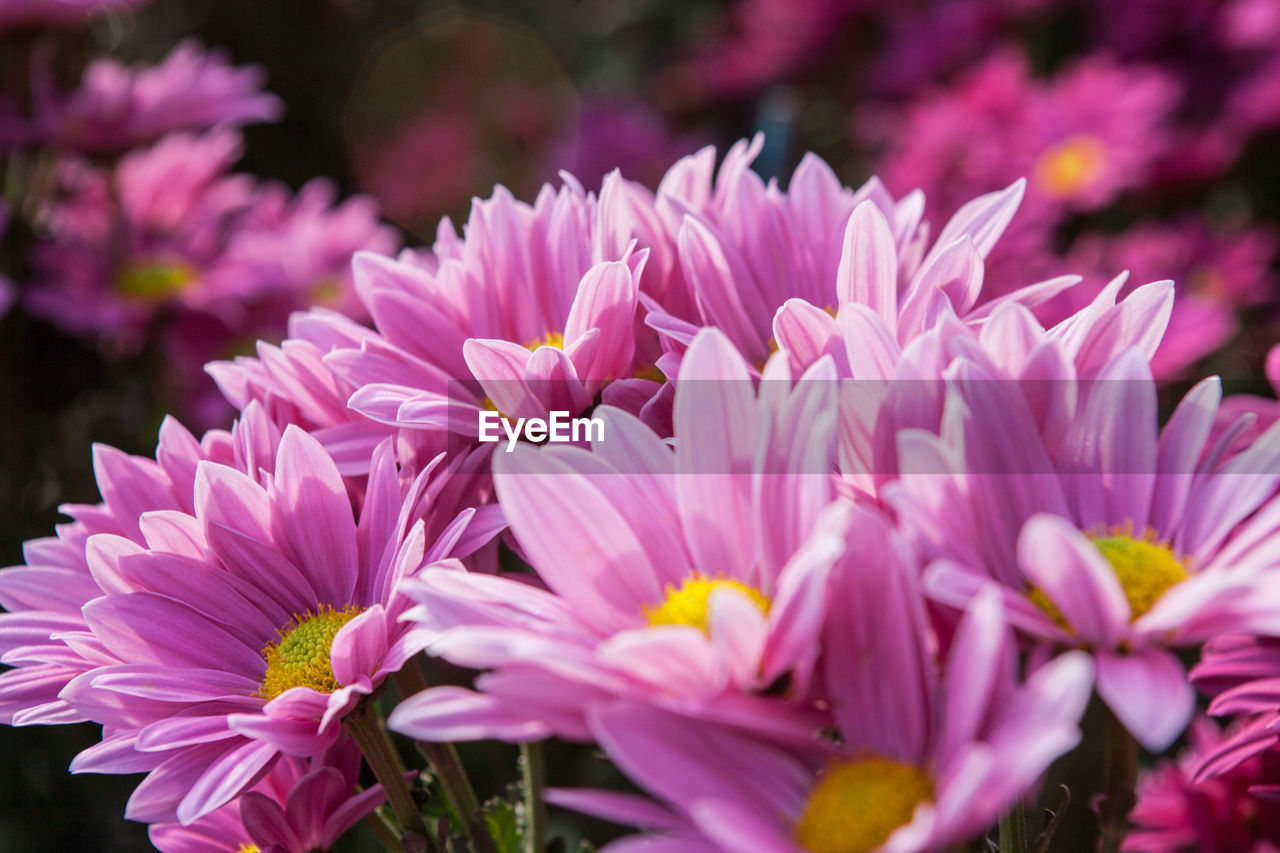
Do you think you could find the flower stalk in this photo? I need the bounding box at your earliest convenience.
[394,662,483,841]
[1097,706,1139,853]
[344,697,432,853]
[520,741,547,853]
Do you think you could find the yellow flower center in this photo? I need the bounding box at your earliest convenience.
[235,844,260,853]
[524,330,565,351]
[643,574,770,634]
[1033,134,1106,197]
[1029,530,1189,629]
[258,605,363,701]
[794,758,935,853]
[116,260,197,301]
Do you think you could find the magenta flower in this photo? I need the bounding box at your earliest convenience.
[1064,218,1278,375]
[549,578,1091,853]
[23,126,396,411]
[0,413,248,726]
[637,137,1077,370]
[1190,635,1280,781]
[872,49,1177,224]
[915,349,1280,749]
[1125,716,1280,852]
[388,328,850,745]
[61,426,501,823]
[149,739,392,853]
[324,184,658,440]
[33,40,283,155]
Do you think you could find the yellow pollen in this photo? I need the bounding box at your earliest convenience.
[116,260,197,301]
[794,758,934,853]
[643,574,770,634]
[235,844,260,853]
[1029,528,1189,629]
[524,330,565,351]
[258,604,364,701]
[1033,134,1106,197]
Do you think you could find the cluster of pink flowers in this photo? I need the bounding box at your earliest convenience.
[1,20,396,425]
[5,137,1280,852]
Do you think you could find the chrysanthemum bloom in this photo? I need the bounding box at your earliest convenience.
[0,412,250,726]
[548,569,1092,853]
[0,0,147,32]
[388,328,850,745]
[783,266,1171,501]
[61,426,502,823]
[1063,217,1278,376]
[636,137,1084,371]
[149,739,393,853]
[871,50,1177,224]
[327,205,657,442]
[1189,634,1280,781]
[1125,716,1280,852]
[32,40,283,156]
[915,348,1280,749]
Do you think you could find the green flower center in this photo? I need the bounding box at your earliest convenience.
[116,260,196,300]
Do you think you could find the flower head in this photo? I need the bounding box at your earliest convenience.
[34,40,283,156]
[549,572,1091,853]
[61,426,501,823]
[149,738,392,853]
[913,348,1280,749]
[388,328,850,746]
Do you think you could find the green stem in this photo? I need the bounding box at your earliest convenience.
[999,802,1028,853]
[344,699,432,853]
[520,741,547,853]
[393,662,483,841]
[1097,706,1139,853]
[365,807,408,853]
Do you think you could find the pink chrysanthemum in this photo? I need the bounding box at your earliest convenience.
[913,348,1280,749]
[388,328,850,745]
[0,411,254,726]
[549,576,1091,853]
[1125,716,1280,852]
[148,738,392,853]
[1190,635,1280,781]
[33,39,283,155]
[871,50,1178,223]
[61,426,501,824]
[1064,217,1278,376]
[23,128,396,358]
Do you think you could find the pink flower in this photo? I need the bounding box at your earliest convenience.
[1190,635,1280,781]
[915,349,1280,750]
[549,582,1091,853]
[0,412,250,726]
[33,40,283,155]
[872,50,1178,224]
[1125,716,1280,852]
[1063,218,1278,376]
[323,179,661,442]
[61,426,501,823]
[388,328,850,746]
[149,739,393,853]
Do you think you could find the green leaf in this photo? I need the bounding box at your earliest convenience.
[482,797,522,853]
